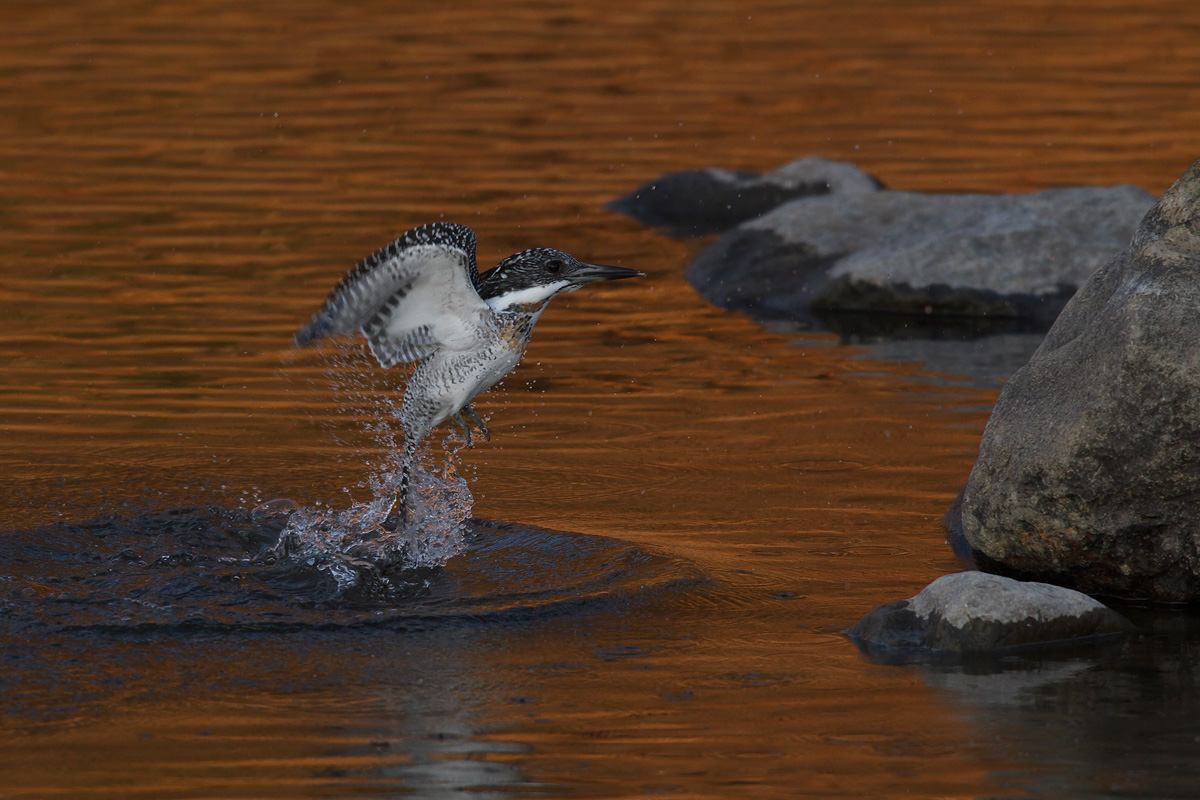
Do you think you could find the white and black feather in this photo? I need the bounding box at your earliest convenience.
[295,223,493,368]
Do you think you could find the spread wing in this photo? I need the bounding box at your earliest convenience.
[295,223,492,368]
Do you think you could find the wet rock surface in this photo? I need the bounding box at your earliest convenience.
[960,158,1200,603]
[850,572,1132,655]
[606,156,882,237]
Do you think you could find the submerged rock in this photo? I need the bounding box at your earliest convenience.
[606,156,882,237]
[850,572,1131,654]
[687,181,1154,325]
[960,158,1200,603]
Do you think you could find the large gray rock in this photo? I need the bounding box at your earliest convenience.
[606,156,882,237]
[961,158,1200,602]
[688,182,1155,324]
[850,572,1131,654]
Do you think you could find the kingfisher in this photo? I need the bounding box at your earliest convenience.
[295,222,641,530]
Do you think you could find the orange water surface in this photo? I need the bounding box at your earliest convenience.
[2,1,1200,797]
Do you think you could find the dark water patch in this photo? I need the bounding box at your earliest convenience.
[895,608,1200,800]
[766,314,1045,385]
[0,508,702,635]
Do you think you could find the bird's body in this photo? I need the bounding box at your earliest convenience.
[296,222,640,530]
[395,307,532,448]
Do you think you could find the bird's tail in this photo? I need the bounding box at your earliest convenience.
[381,440,417,532]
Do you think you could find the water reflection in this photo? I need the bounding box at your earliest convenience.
[761,315,1048,386]
[372,651,549,799]
[0,623,544,797]
[0,513,699,796]
[909,611,1200,798]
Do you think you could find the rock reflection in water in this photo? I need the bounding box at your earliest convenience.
[858,610,1200,798]
[762,314,1048,385]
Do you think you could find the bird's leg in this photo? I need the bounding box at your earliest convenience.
[447,405,488,448]
[461,404,490,443]
[449,411,475,448]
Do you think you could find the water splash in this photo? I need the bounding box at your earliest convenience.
[271,342,478,592]
[268,447,474,591]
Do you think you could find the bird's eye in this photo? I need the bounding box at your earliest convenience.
[545,259,564,274]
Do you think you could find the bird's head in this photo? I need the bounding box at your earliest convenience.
[480,248,641,313]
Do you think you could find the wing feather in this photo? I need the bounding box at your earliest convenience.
[295,223,492,367]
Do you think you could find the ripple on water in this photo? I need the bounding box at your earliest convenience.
[0,507,701,634]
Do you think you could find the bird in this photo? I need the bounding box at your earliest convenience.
[295,222,641,531]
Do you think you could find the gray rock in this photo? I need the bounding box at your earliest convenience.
[688,182,1155,324]
[960,158,1200,603]
[849,572,1131,654]
[606,156,882,237]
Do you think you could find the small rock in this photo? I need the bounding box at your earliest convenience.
[960,157,1200,602]
[606,157,882,237]
[849,572,1132,654]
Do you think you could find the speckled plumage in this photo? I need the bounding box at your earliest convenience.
[296,222,640,530]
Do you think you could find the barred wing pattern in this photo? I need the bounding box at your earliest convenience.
[295,223,492,368]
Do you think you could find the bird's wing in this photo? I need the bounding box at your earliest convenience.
[295,223,493,368]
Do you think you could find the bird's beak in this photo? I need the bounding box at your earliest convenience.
[569,262,644,285]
